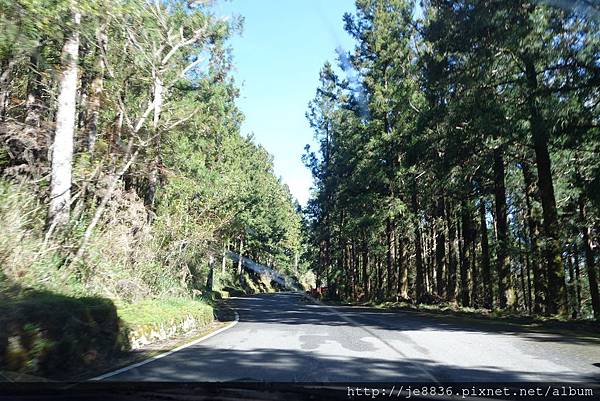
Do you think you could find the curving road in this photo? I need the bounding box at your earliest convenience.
[105,292,600,382]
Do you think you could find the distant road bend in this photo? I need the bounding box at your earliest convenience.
[106,292,600,382]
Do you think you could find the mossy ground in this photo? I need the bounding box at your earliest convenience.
[117,298,214,328]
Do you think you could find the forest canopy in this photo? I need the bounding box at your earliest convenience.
[0,0,304,302]
[303,0,600,320]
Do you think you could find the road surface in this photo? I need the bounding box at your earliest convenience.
[107,292,600,382]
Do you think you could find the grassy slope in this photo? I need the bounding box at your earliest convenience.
[118,298,213,327]
[0,287,216,378]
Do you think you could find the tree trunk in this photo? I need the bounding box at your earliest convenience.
[86,28,107,153]
[237,237,244,281]
[580,200,600,320]
[0,57,18,121]
[348,238,356,300]
[525,249,533,313]
[376,258,383,301]
[479,198,493,308]
[341,244,347,299]
[386,218,394,298]
[427,223,435,294]
[446,202,458,303]
[294,249,299,273]
[522,160,545,314]
[493,147,510,308]
[362,238,369,300]
[524,58,567,316]
[519,249,529,312]
[145,71,164,212]
[460,202,473,307]
[316,244,323,288]
[325,235,331,285]
[396,233,408,300]
[221,241,228,275]
[566,245,577,318]
[412,183,425,303]
[22,45,44,166]
[573,242,581,317]
[457,210,464,303]
[206,255,215,292]
[49,11,81,229]
[435,197,446,298]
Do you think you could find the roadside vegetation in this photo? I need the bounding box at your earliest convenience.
[3,0,597,381]
[0,0,308,377]
[304,0,600,321]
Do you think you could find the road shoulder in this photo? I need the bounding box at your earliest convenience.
[83,301,239,381]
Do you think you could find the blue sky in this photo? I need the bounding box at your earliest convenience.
[214,0,356,206]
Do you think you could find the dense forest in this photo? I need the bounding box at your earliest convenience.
[304,0,600,319]
[1,0,599,326]
[4,0,600,384]
[0,0,304,302]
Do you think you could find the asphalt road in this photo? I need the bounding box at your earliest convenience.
[106,292,600,382]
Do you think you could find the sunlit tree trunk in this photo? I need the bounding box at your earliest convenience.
[49,10,81,230]
[237,237,244,276]
[221,241,228,275]
[145,71,164,210]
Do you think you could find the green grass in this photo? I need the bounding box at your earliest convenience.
[0,278,216,378]
[117,298,214,328]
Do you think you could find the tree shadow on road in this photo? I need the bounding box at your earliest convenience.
[105,344,600,383]
[227,293,600,347]
[94,293,600,383]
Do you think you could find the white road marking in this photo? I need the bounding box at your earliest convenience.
[90,311,239,381]
[300,292,440,383]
